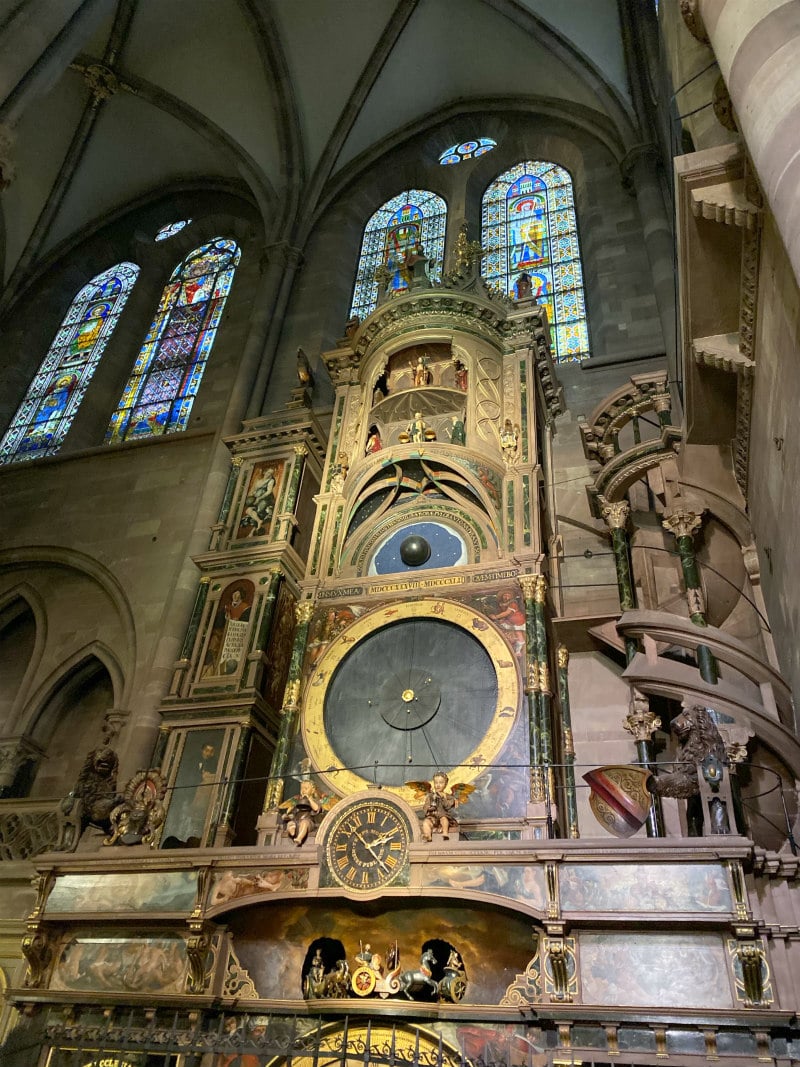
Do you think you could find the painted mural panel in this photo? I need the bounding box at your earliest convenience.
[579,932,733,1008]
[51,935,186,994]
[46,871,196,914]
[235,460,285,540]
[560,863,731,913]
[421,863,547,912]
[229,900,536,1004]
[209,867,310,907]
[201,580,255,678]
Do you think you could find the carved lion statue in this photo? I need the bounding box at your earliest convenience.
[57,746,123,849]
[649,705,727,799]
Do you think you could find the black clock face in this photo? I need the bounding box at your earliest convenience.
[303,599,519,803]
[323,797,411,890]
[323,617,497,787]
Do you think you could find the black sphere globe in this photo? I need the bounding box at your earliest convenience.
[399,534,431,566]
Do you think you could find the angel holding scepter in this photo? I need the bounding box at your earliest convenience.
[407,772,474,842]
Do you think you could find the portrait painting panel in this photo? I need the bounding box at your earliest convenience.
[236,460,285,540]
[421,863,546,913]
[200,579,255,678]
[161,727,227,846]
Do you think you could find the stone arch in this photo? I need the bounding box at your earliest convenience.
[0,583,46,731]
[23,648,119,801]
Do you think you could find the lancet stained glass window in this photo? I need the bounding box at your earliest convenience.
[0,263,139,464]
[481,162,590,361]
[350,190,446,320]
[106,238,240,444]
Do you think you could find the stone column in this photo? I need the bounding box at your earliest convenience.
[689,0,800,291]
[623,689,664,837]
[520,575,554,833]
[556,646,579,839]
[520,576,543,804]
[263,600,314,810]
[662,507,719,683]
[598,497,639,663]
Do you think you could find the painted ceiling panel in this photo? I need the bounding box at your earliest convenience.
[337,0,600,172]
[2,72,88,282]
[40,92,237,258]
[273,0,396,174]
[516,0,631,102]
[120,0,278,188]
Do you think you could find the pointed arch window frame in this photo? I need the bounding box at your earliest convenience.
[0,263,140,464]
[481,161,590,362]
[105,237,241,444]
[349,189,447,321]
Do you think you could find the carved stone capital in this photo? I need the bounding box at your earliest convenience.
[557,645,569,670]
[293,444,308,457]
[662,507,704,540]
[598,496,630,531]
[652,392,672,415]
[295,601,315,625]
[0,737,41,786]
[623,692,662,742]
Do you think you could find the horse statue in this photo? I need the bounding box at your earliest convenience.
[399,948,438,1000]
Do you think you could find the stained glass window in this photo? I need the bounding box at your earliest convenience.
[105,238,240,444]
[0,263,139,464]
[481,162,590,362]
[155,220,191,242]
[439,138,496,165]
[350,190,447,320]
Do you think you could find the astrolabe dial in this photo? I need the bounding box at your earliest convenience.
[322,795,412,891]
[303,599,520,804]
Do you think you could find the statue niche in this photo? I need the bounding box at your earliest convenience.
[368,342,469,448]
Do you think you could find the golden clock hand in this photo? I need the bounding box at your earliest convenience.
[371,829,398,847]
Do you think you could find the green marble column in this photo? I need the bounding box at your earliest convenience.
[252,567,283,654]
[275,445,307,542]
[520,576,543,803]
[217,457,242,527]
[599,498,638,663]
[662,509,719,685]
[624,689,664,838]
[264,600,315,810]
[556,645,579,838]
[218,723,252,835]
[179,577,211,661]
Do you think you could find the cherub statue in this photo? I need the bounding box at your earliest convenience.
[279,780,334,845]
[407,773,475,842]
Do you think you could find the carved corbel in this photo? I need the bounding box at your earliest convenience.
[22,928,53,988]
[542,936,576,1002]
[185,922,215,994]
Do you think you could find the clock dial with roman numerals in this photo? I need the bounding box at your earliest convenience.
[322,796,412,891]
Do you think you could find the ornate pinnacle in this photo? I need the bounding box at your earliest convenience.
[452,222,485,273]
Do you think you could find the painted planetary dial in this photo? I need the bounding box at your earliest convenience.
[303,599,520,804]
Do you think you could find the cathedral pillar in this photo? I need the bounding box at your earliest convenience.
[662,507,719,684]
[598,497,638,663]
[246,244,304,420]
[621,145,677,373]
[263,600,315,811]
[690,0,800,291]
